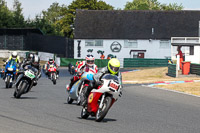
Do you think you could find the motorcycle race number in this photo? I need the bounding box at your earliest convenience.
[50,65,54,67]
[109,81,119,91]
[49,67,55,71]
[88,93,93,103]
[25,70,35,79]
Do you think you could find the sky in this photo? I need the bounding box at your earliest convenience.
[5,0,200,19]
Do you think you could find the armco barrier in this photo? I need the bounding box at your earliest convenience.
[124,58,168,68]
[167,64,176,77]
[190,63,200,75]
[60,58,109,68]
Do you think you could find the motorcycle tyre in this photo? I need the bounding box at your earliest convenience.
[95,96,112,122]
[81,108,89,119]
[14,81,27,99]
[5,76,10,88]
[67,96,73,104]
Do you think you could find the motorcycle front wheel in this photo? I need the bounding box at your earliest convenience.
[5,75,10,88]
[81,108,89,119]
[67,95,73,104]
[95,96,112,122]
[14,81,27,99]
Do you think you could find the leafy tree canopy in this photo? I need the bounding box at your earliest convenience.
[124,0,183,10]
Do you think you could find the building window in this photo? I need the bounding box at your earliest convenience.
[160,40,170,49]
[85,40,103,47]
[190,46,194,55]
[124,40,138,48]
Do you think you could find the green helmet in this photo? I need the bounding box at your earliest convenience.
[108,58,120,75]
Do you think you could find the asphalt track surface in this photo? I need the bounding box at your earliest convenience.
[0,69,200,133]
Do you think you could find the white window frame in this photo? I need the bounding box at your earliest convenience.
[160,40,170,49]
[124,40,138,48]
[85,40,103,47]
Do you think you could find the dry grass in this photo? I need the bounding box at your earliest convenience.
[122,67,200,84]
[122,67,200,96]
[155,82,200,96]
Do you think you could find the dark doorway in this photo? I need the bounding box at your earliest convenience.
[138,53,144,58]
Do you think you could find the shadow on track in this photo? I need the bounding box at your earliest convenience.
[77,117,117,123]
[11,97,38,99]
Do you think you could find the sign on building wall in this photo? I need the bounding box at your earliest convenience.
[110,41,122,52]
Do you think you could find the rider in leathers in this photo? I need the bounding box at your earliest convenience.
[83,58,122,105]
[20,54,41,86]
[67,55,98,91]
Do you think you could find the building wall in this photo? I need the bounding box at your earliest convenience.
[74,39,171,59]
[185,46,200,64]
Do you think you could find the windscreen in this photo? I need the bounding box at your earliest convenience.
[101,74,118,81]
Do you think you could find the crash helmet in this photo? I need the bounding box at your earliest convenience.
[31,55,40,67]
[108,58,120,75]
[85,54,95,66]
[27,53,34,61]
[49,58,54,64]
[12,51,18,60]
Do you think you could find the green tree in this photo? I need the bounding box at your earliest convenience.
[124,0,183,10]
[0,0,14,28]
[12,0,25,27]
[58,0,114,38]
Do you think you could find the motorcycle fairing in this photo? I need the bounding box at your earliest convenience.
[87,92,102,113]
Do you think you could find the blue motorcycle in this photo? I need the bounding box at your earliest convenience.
[3,59,17,88]
[67,72,94,105]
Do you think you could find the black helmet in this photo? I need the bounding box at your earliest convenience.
[31,55,40,67]
[27,53,34,61]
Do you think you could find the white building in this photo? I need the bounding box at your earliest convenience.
[171,37,200,64]
[74,10,200,60]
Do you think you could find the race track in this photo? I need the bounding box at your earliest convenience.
[0,69,200,133]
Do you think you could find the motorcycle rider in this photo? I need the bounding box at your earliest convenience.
[5,51,21,65]
[22,52,34,64]
[44,58,59,78]
[3,51,21,79]
[20,55,41,86]
[66,55,98,91]
[82,58,122,106]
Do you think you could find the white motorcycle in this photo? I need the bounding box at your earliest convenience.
[80,74,122,122]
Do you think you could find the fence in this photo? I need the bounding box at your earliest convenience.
[60,58,109,68]
[190,63,200,75]
[167,64,177,77]
[123,58,169,68]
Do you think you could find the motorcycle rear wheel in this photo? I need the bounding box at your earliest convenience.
[95,96,112,122]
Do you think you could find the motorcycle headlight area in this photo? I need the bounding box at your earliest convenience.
[8,68,14,71]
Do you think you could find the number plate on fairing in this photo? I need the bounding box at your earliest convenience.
[109,81,119,91]
[25,70,35,79]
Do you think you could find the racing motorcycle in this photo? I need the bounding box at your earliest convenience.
[14,65,37,98]
[80,74,122,122]
[48,64,57,85]
[3,59,17,88]
[67,71,95,105]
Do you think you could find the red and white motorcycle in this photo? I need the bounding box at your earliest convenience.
[48,64,57,85]
[80,74,122,122]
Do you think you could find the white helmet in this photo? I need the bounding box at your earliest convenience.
[12,51,18,60]
[85,54,95,66]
